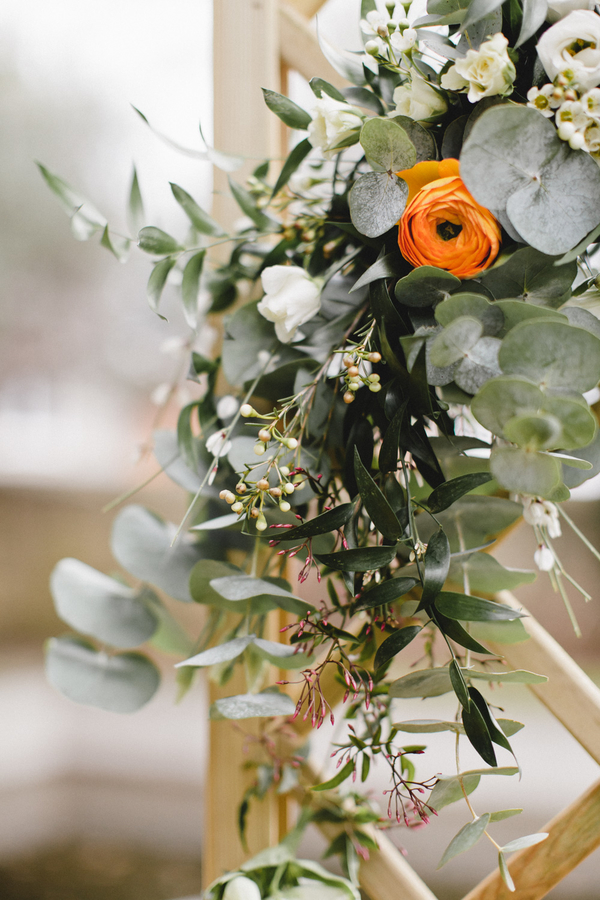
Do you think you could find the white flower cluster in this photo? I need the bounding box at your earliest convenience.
[522,498,562,571]
[361,6,418,58]
[441,33,516,103]
[528,80,600,154]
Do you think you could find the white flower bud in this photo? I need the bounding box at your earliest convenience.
[223,876,262,900]
[280,466,290,476]
[231,501,243,513]
[284,483,295,494]
[392,75,448,121]
[258,266,322,343]
[558,120,577,139]
[534,545,555,571]
[256,514,268,532]
[279,500,291,512]
[240,404,255,417]
[286,437,299,449]
[569,130,586,148]
[254,443,266,456]
[307,96,363,160]
[365,39,381,56]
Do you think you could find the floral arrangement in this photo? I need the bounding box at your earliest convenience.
[41,0,600,894]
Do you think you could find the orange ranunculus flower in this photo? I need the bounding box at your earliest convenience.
[396,158,501,279]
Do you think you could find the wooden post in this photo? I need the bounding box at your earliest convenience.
[204,0,283,887]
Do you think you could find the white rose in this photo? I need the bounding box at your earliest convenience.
[307,97,363,159]
[258,265,321,343]
[223,876,262,900]
[391,75,448,121]
[537,10,600,90]
[441,33,516,103]
[547,0,595,23]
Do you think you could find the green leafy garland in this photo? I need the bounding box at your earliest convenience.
[42,0,600,893]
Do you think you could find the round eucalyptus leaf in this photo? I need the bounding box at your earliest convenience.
[471,376,544,437]
[503,413,563,450]
[499,320,600,392]
[435,293,504,335]
[479,247,576,308]
[395,266,461,307]
[389,115,436,163]
[430,316,483,367]
[490,446,562,497]
[562,426,600,487]
[495,301,566,335]
[50,558,158,648]
[111,505,204,602]
[46,636,160,713]
[562,306,600,340]
[461,106,600,255]
[454,336,501,394]
[360,117,416,173]
[348,172,409,238]
[426,342,459,386]
[543,394,597,449]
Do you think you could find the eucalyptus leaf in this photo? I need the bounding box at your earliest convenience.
[111,506,204,603]
[516,0,548,46]
[209,691,295,720]
[50,558,158,648]
[389,666,452,698]
[317,26,371,86]
[489,808,523,822]
[46,636,160,713]
[462,701,497,766]
[435,293,504,335]
[498,851,515,892]
[470,618,530,644]
[350,253,404,293]
[438,814,490,868]
[348,172,409,238]
[490,446,562,498]
[176,634,255,667]
[501,833,548,853]
[430,316,484,368]
[395,266,461,307]
[360,117,416,173]
[499,319,600,392]
[479,248,576,308]
[461,106,600,256]
[127,166,145,234]
[138,226,182,255]
[146,257,175,315]
[447,553,536,594]
[467,668,547,684]
[393,719,465,734]
[228,178,279,231]
[427,774,481,811]
[272,138,312,199]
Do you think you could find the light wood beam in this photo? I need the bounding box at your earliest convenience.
[286,0,330,18]
[279,3,347,88]
[461,777,600,900]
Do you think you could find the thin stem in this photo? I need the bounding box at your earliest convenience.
[101,457,178,512]
[557,505,600,564]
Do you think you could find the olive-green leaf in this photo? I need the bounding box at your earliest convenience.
[138,226,182,255]
[498,851,515,892]
[463,701,497,766]
[421,530,450,607]
[312,761,355,792]
[428,774,481,811]
[450,658,471,710]
[127,166,145,234]
[501,833,548,853]
[180,250,206,327]
[489,808,523,822]
[354,448,402,540]
[438,814,490,868]
[374,625,422,670]
[170,183,226,236]
[176,634,255,667]
[271,137,313,199]
[467,668,547,684]
[261,88,312,130]
[435,592,526,621]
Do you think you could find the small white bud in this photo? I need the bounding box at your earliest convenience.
[223,876,262,900]
[231,501,243,513]
[240,404,255,417]
[284,482,295,494]
[279,500,291,512]
[369,382,382,393]
[254,443,266,456]
[286,437,298,449]
[365,39,380,56]
[280,466,290,476]
[534,545,555,572]
[256,514,267,532]
[569,131,586,150]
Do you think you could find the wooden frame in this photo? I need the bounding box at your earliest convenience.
[206,2,600,896]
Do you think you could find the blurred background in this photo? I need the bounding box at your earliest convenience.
[1,1,599,898]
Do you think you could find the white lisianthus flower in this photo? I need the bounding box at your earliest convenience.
[223,876,262,900]
[441,33,516,102]
[307,97,363,160]
[391,76,448,121]
[537,10,600,90]
[390,27,418,53]
[547,0,595,24]
[581,86,600,115]
[527,83,561,116]
[205,429,233,459]
[258,265,322,343]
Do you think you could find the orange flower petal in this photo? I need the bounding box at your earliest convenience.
[396,158,461,202]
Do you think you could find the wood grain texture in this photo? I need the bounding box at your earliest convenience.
[279,3,347,88]
[461,777,600,900]
[285,0,330,18]
[491,591,600,765]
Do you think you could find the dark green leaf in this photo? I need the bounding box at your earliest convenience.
[309,77,347,101]
[395,266,461,307]
[354,576,418,610]
[278,503,354,542]
[262,88,311,129]
[462,700,497,767]
[170,183,226,236]
[138,226,182,255]
[435,592,526,622]
[450,659,470,710]
[427,474,493,514]
[315,545,398,572]
[354,448,402,541]
[468,687,513,754]
[350,252,404,294]
[312,761,355,791]
[420,530,450,607]
[435,612,491,654]
[271,138,312,199]
[374,626,422,670]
